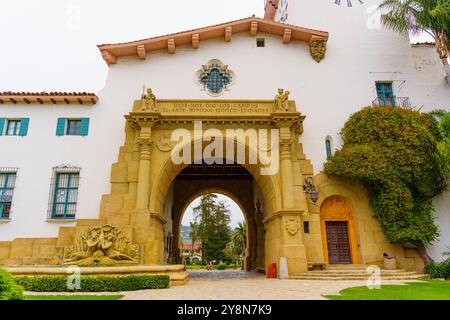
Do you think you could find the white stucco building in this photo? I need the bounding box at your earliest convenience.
[0,0,449,263]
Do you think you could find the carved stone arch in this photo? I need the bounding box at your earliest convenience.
[312,173,372,265]
[150,137,282,217]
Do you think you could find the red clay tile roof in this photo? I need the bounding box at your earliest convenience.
[412,42,436,46]
[182,242,201,250]
[0,92,98,104]
[97,17,329,65]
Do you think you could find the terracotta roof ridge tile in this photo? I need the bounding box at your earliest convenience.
[98,16,328,48]
[98,16,257,47]
[0,91,97,96]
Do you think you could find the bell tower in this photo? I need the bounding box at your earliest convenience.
[266,0,414,48]
[264,0,416,98]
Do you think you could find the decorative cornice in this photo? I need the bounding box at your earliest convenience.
[97,17,329,65]
[0,92,98,105]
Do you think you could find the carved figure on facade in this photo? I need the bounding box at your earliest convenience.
[274,88,290,111]
[310,37,327,63]
[156,133,174,152]
[285,216,301,236]
[141,86,157,111]
[63,225,139,266]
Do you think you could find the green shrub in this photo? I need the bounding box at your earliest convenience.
[14,274,170,292]
[215,263,226,270]
[426,261,450,279]
[324,106,448,256]
[0,268,24,300]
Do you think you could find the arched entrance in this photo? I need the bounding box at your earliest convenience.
[320,196,359,264]
[96,95,312,275]
[178,192,248,267]
[166,162,263,271]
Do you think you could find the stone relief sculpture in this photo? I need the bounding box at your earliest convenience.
[63,225,139,266]
[309,37,327,63]
[285,216,301,236]
[141,86,157,111]
[156,133,174,152]
[274,88,290,111]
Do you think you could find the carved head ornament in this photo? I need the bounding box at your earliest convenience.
[309,36,328,63]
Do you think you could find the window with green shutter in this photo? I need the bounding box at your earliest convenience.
[0,118,29,136]
[56,118,89,136]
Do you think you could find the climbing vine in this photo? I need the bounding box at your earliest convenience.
[324,106,449,264]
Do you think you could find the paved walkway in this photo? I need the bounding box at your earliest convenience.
[121,270,419,300]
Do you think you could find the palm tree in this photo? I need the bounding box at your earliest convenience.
[378,0,450,86]
[231,222,247,259]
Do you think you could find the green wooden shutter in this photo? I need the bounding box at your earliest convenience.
[80,118,90,136]
[56,118,66,136]
[19,118,29,136]
[0,118,5,136]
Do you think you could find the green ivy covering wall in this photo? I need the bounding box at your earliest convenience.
[324,106,449,263]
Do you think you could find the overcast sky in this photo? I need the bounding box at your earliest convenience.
[0,0,264,93]
[0,1,431,94]
[182,194,245,229]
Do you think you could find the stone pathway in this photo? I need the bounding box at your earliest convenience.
[121,270,420,300]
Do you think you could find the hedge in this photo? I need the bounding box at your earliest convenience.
[0,268,24,300]
[14,274,170,292]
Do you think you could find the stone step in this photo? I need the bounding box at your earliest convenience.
[304,269,410,275]
[292,272,421,278]
[289,274,427,281]
[325,264,366,270]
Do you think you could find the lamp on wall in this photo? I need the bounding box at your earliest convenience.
[303,177,319,204]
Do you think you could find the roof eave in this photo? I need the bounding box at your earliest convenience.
[97,17,329,66]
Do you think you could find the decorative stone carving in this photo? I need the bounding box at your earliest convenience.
[156,133,174,152]
[309,36,327,63]
[274,88,290,111]
[63,225,139,266]
[285,216,301,236]
[141,86,157,111]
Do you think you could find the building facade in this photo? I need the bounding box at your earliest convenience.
[0,0,449,273]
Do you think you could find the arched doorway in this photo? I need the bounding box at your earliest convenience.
[320,196,359,264]
[164,162,265,271]
[179,193,247,267]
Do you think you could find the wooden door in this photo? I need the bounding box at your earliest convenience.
[325,221,352,264]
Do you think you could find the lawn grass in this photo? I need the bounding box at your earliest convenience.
[185,265,208,270]
[24,295,124,300]
[324,280,450,300]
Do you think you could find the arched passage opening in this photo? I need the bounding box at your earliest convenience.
[162,161,266,271]
[179,193,247,267]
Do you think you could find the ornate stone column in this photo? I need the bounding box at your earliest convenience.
[136,126,153,210]
[278,124,295,209]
